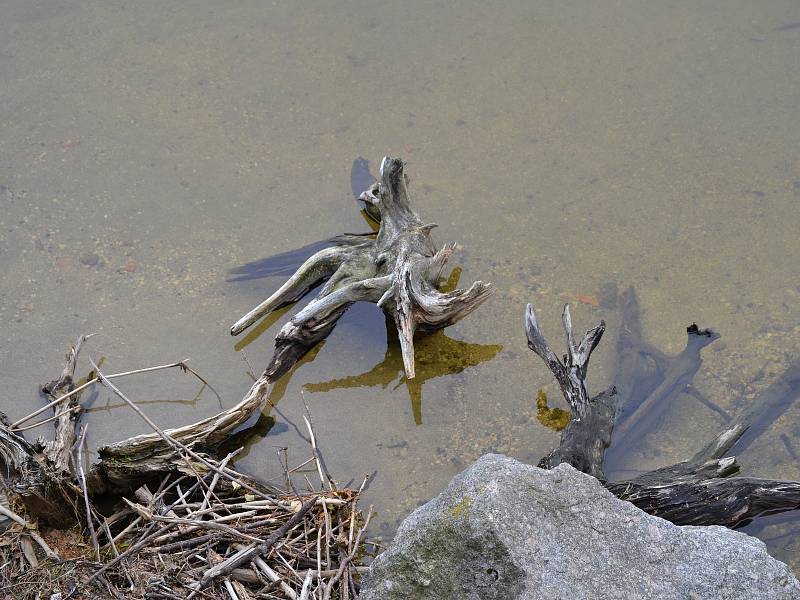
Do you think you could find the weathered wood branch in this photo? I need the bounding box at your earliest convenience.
[90,371,273,493]
[0,337,92,527]
[0,423,77,527]
[525,303,613,481]
[231,156,493,381]
[41,334,88,473]
[0,337,278,527]
[527,299,800,528]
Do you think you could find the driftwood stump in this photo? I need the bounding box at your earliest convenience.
[230,156,493,381]
[526,296,800,527]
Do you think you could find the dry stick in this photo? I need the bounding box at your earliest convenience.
[322,506,374,600]
[252,553,298,600]
[10,359,214,429]
[302,397,337,490]
[299,569,314,600]
[111,476,190,546]
[77,425,100,562]
[11,405,81,432]
[322,499,331,570]
[316,525,323,576]
[195,496,318,591]
[198,450,239,513]
[0,503,59,560]
[76,479,207,596]
[288,456,318,474]
[123,504,264,543]
[102,518,135,590]
[274,548,301,582]
[223,579,240,600]
[303,414,329,492]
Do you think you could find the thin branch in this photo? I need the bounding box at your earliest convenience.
[11,359,216,429]
[11,405,81,432]
[77,425,100,561]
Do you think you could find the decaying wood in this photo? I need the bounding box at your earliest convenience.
[88,358,275,496]
[526,296,800,528]
[525,304,613,481]
[40,334,88,473]
[230,156,493,381]
[1,337,89,527]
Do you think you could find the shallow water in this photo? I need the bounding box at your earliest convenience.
[1,0,799,569]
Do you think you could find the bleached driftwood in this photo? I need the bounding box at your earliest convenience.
[231,156,493,381]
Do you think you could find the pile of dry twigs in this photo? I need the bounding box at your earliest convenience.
[1,439,373,600]
[0,338,375,600]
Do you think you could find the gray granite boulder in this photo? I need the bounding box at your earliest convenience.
[360,454,800,600]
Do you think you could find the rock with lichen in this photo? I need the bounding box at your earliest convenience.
[360,454,800,600]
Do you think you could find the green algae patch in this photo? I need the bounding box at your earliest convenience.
[451,495,472,519]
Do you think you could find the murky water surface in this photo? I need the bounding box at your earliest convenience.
[2,0,799,569]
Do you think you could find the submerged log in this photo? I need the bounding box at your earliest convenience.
[526,297,800,528]
[230,156,493,381]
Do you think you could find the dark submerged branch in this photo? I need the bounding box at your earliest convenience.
[527,297,800,528]
[525,303,613,481]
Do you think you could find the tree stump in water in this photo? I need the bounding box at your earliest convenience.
[230,156,493,381]
[526,299,800,528]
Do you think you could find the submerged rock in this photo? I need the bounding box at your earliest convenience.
[360,454,800,600]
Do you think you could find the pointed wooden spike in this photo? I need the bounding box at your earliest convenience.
[398,313,417,379]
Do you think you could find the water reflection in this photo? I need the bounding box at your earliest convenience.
[301,265,501,424]
[304,317,502,425]
[534,389,570,432]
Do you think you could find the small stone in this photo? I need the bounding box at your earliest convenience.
[79,252,100,267]
[119,260,138,273]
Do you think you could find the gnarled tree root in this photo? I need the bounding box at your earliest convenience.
[231,156,493,381]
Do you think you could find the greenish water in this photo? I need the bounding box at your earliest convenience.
[1,0,799,569]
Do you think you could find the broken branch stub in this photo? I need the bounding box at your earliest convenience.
[232,156,493,381]
[526,303,613,481]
